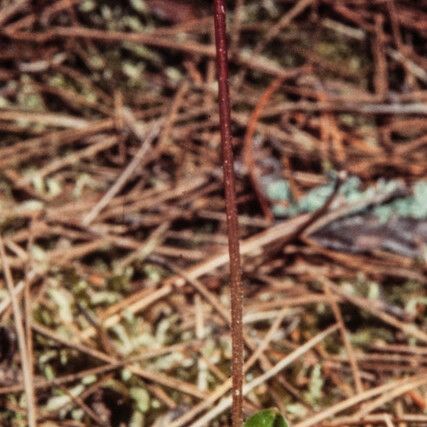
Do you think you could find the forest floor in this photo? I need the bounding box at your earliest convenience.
[0,0,427,426]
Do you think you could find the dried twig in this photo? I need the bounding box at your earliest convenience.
[82,114,162,225]
[0,236,36,427]
[294,373,427,427]
[243,76,285,222]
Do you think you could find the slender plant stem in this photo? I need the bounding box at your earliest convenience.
[213,1,244,425]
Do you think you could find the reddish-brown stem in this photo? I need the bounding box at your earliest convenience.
[243,76,285,223]
[213,1,244,426]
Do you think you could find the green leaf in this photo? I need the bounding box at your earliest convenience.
[244,409,289,427]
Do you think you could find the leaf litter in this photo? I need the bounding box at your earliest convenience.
[0,0,426,426]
